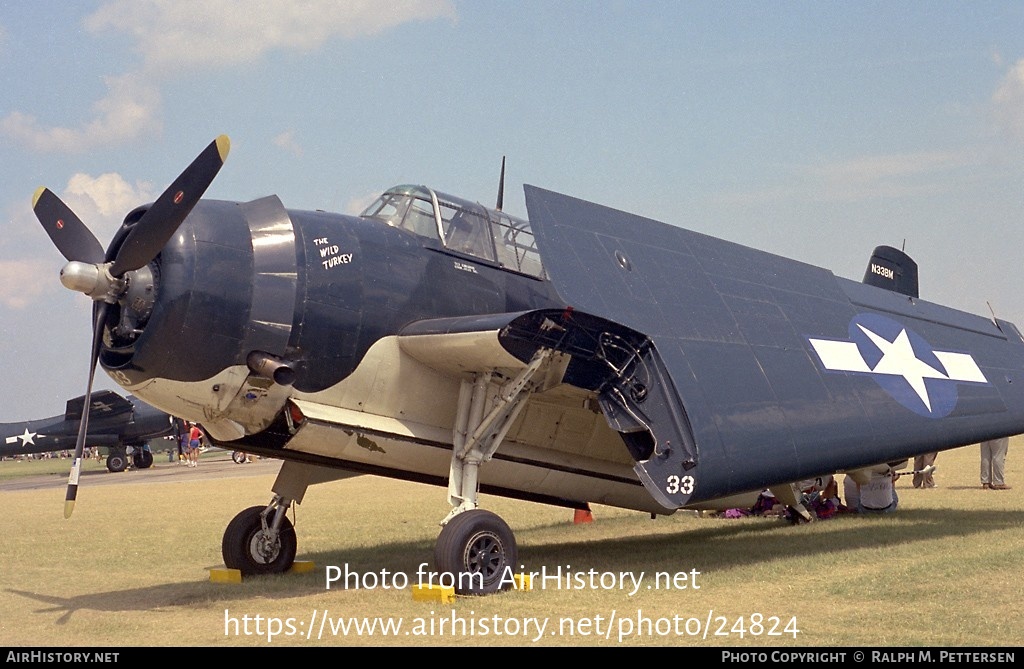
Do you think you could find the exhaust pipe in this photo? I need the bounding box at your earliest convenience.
[247,351,296,386]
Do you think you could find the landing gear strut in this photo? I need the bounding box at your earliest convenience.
[435,348,562,595]
[222,497,297,575]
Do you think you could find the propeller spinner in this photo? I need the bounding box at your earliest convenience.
[32,135,231,517]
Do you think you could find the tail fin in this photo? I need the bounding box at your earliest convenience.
[863,245,919,298]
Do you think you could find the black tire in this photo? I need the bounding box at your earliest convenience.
[222,505,297,576]
[232,451,247,464]
[434,509,516,595]
[106,450,127,473]
[132,449,154,469]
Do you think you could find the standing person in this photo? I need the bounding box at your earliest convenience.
[980,437,1011,490]
[177,421,190,465]
[913,452,938,488]
[188,422,204,468]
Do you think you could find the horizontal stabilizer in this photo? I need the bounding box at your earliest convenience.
[64,390,133,421]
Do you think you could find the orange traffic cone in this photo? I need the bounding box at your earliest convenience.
[573,506,594,524]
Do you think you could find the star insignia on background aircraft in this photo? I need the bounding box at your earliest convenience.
[808,313,988,418]
[5,429,40,448]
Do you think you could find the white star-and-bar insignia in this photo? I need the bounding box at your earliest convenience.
[4,429,41,448]
[809,324,987,412]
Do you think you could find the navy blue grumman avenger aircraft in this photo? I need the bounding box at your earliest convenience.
[0,390,181,472]
[30,135,1024,594]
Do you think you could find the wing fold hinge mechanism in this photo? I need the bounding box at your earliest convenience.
[444,347,566,523]
[499,308,700,509]
[596,339,699,509]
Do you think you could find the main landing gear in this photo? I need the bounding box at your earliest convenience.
[220,348,563,594]
[219,480,522,594]
[222,497,296,575]
[131,447,154,469]
[103,445,153,472]
[432,349,559,594]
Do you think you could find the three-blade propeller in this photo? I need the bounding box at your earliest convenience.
[32,135,230,518]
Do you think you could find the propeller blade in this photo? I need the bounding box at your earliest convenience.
[64,302,108,519]
[32,187,106,264]
[110,135,231,276]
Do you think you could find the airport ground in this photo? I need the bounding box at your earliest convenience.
[0,438,1021,647]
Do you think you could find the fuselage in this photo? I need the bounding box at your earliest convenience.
[97,186,570,446]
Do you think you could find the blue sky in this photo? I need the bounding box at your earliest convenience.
[1,1,1023,422]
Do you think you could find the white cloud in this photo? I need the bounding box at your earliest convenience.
[0,173,158,309]
[812,151,973,186]
[84,0,457,72]
[993,59,1024,143]
[0,259,53,308]
[273,130,303,157]
[714,150,980,208]
[63,172,157,241]
[3,1,454,152]
[1,73,161,153]
[2,174,152,254]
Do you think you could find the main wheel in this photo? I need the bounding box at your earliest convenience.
[434,509,516,595]
[132,449,154,469]
[232,451,248,464]
[106,450,127,473]
[222,505,297,576]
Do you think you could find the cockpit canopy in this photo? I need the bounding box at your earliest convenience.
[360,185,545,279]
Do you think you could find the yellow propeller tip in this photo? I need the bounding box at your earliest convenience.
[216,135,231,162]
[63,501,76,519]
[32,186,48,208]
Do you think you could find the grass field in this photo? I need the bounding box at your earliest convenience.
[0,439,1021,647]
[0,446,231,480]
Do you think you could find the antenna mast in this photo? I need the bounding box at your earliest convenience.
[496,156,505,211]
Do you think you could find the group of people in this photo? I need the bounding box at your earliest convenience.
[178,421,204,467]
[893,438,1010,492]
[727,437,1011,521]
[729,467,902,521]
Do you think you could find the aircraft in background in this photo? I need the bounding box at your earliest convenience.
[28,135,1024,594]
[0,390,181,472]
